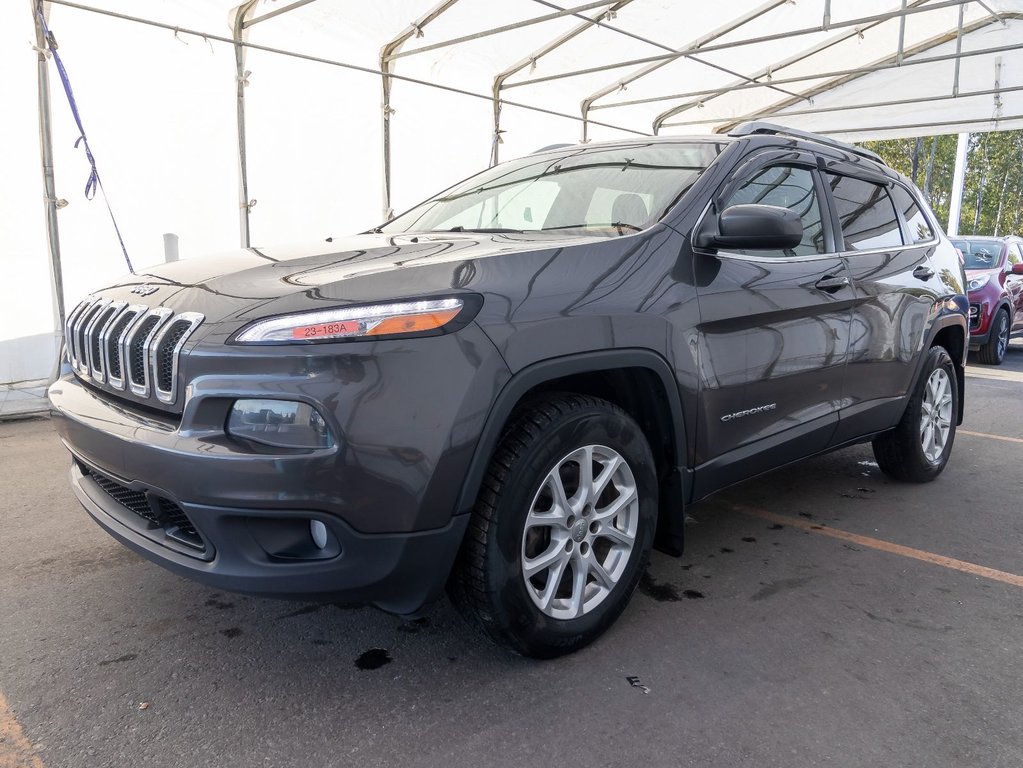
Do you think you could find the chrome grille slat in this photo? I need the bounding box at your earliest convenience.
[64,299,204,407]
[150,312,205,404]
[104,304,146,390]
[85,301,120,378]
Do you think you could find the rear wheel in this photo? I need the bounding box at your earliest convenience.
[977,309,1010,365]
[451,394,657,658]
[872,345,958,482]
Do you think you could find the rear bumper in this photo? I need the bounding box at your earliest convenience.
[70,457,468,613]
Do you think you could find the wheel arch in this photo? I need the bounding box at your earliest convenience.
[454,349,689,555]
[926,316,967,426]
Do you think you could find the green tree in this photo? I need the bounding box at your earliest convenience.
[860,129,1023,236]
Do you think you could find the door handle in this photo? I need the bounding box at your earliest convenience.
[913,265,935,280]
[814,275,850,292]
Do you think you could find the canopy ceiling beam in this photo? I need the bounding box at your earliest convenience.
[658,84,1023,129]
[490,0,635,166]
[380,0,461,220]
[503,0,974,90]
[619,38,1023,116]
[578,0,790,142]
[243,0,319,29]
[703,14,1023,135]
[384,1,618,62]
[650,0,969,131]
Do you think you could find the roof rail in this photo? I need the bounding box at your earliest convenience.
[728,121,886,166]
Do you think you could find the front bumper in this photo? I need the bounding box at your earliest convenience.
[48,324,510,612]
[69,457,468,613]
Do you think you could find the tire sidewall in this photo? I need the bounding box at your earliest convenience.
[484,405,657,656]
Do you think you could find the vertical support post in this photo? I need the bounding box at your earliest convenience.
[232,1,258,248]
[32,0,65,337]
[163,233,179,263]
[381,60,394,220]
[896,0,907,65]
[948,132,969,236]
[952,2,965,97]
[822,0,831,29]
[379,0,462,221]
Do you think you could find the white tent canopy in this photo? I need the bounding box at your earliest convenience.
[2,0,1021,415]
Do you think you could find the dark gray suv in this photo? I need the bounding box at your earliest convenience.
[49,123,968,657]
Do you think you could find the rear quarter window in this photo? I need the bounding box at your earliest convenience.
[889,185,934,243]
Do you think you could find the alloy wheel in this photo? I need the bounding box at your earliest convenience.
[521,445,639,620]
[920,368,953,464]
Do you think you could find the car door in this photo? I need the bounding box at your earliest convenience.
[1006,242,1023,333]
[826,169,948,443]
[690,150,851,496]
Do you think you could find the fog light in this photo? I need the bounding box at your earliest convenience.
[227,399,333,449]
[310,520,328,550]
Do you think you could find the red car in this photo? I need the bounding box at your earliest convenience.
[950,236,1023,364]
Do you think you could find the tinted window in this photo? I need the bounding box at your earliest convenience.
[950,239,1004,269]
[1008,244,1022,267]
[828,175,903,250]
[889,184,933,243]
[723,165,825,258]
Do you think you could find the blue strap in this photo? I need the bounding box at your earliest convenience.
[37,9,135,274]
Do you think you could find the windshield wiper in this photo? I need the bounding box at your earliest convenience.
[432,226,523,234]
[532,222,643,234]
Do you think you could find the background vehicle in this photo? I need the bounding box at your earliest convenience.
[949,235,1023,364]
[49,123,968,657]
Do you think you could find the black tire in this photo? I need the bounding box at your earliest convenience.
[872,345,958,483]
[451,394,657,658]
[977,309,1010,365]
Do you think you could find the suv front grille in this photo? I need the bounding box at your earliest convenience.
[83,465,206,554]
[65,298,204,407]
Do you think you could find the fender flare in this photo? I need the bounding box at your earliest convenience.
[454,348,687,515]
[910,311,969,425]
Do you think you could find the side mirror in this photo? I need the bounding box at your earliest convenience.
[694,204,803,251]
[1012,263,1023,276]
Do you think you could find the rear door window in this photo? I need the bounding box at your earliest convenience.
[827,175,903,251]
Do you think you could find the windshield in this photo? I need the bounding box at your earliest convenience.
[379,141,723,237]
[951,238,1003,269]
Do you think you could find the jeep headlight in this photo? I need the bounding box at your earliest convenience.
[233,298,467,344]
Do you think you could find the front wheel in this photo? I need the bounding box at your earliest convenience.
[451,394,657,658]
[977,309,1010,365]
[872,345,958,482]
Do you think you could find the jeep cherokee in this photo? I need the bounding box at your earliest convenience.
[49,122,969,657]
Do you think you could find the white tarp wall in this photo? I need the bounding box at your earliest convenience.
[3,0,1021,416]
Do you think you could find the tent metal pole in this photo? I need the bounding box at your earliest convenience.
[379,0,461,221]
[609,31,1023,113]
[243,0,319,28]
[948,133,969,236]
[658,83,1023,128]
[385,1,615,62]
[953,3,965,96]
[232,1,258,248]
[32,0,65,335]
[504,0,971,90]
[897,0,908,65]
[655,24,1022,134]
[491,0,634,162]
[580,0,788,134]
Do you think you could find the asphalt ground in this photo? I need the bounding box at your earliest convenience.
[2,341,1022,768]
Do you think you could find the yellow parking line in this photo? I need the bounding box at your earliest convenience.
[735,505,1023,589]
[0,691,44,768]
[958,429,1023,445]
[965,367,1023,383]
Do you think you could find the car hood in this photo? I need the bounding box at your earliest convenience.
[89,230,608,325]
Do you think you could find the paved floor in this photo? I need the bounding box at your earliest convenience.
[2,342,1022,768]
